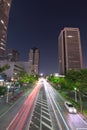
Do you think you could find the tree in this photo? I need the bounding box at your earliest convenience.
[0,64,10,73]
[66,69,87,113]
[18,72,39,86]
[0,87,6,96]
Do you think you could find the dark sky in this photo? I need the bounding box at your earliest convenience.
[7,0,87,75]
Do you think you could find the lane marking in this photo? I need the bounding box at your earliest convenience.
[47,90,63,130]
[44,82,70,130]
[41,115,52,124]
[0,99,20,119]
[41,121,52,130]
[76,128,87,130]
[6,113,19,130]
[77,114,87,125]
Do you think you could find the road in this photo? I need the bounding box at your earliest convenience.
[0,78,87,130]
[44,79,87,130]
[23,78,87,130]
[0,82,40,130]
[6,83,41,130]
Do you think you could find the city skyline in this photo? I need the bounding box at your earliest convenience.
[6,0,87,75]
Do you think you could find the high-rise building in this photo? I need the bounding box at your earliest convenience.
[0,0,12,56]
[29,47,40,74]
[58,27,83,75]
[8,49,20,61]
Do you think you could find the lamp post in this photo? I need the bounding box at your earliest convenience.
[74,87,77,102]
[6,85,10,103]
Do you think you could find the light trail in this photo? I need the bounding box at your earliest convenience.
[49,92,70,130]
[47,90,63,130]
[77,114,87,125]
[6,84,41,130]
[44,80,70,130]
[44,79,87,130]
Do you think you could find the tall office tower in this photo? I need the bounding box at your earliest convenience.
[58,27,83,75]
[0,0,12,56]
[8,49,20,61]
[29,47,40,75]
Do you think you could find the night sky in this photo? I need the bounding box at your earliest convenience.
[7,0,87,75]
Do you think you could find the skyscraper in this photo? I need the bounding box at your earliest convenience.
[58,27,83,75]
[8,49,20,61]
[29,47,40,75]
[0,0,12,56]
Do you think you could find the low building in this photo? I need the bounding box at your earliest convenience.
[0,60,28,81]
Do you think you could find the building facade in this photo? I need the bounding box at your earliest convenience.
[0,60,27,81]
[0,0,12,56]
[58,27,83,75]
[29,47,40,75]
[7,49,20,61]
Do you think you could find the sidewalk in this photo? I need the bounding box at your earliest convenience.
[0,96,12,116]
[0,91,23,116]
[0,86,34,116]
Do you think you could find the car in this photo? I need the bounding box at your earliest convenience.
[64,101,77,114]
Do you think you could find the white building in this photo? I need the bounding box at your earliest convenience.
[0,61,29,80]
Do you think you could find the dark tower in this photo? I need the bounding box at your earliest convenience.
[8,49,20,61]
[29,47,40,75]
[58,27,83,75]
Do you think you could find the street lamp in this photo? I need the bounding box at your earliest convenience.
[6,85,10,103]
[40,73,43,76]
[74,87,77,102]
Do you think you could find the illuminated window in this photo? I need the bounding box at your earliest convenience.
[0,42,5,46]
[0,47,5,50]
[4,26,7,30]
[7,3,10,6]
[67,35,73,38]
[1,20,4,24]
[1,39,5,42]
[8,53,12,55]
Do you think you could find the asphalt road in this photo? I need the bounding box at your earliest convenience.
[0,86,35,130]
[24,84,54,130]
[44,79,87,130]
[0,79,87,130]
[24,78,85,130]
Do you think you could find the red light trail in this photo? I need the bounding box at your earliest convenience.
[6,83,41,130]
